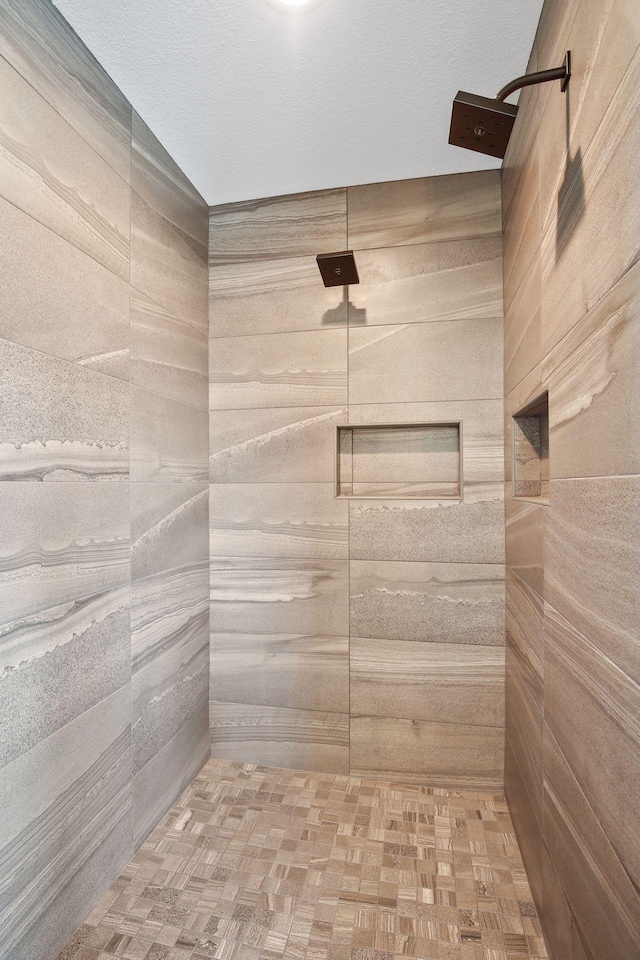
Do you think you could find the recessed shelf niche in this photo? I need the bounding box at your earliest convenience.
[512,391,549,503]
[335,422,462,499]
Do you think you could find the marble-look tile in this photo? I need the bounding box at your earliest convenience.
[505,638,543,825]
[348,319,503,405]
[351,636,504,727]
[544,261,640,479]
[0,686,132,959]
[0,483,130,764]
[545,602,640,889]
[210,633,349,713]
[505,737,543,908]
[0,0,132,181]
[131,484,208,582]
[506,568,544,704]
[350,715,504,790]
[210,559,348,637]
[210,702,349,775]
[131,561,209,773]
[0,199,129,380]
[132,706,209,848]
[131,191,208,336]
[132,111,207,248]
[349,482,504,563]
[347,171,501,249]
[348,400,504,483]
[209,406,347,483]
[209,329,347,410]
[540,45,640,357]
[349,237,503,327]
[349,560,505,645]
[209,255,347,338]
[545,477,640,684]
[209,483,348,560]
[540,845,591,960]
[209,189,346,263]
[0,337,129,481]
[131,385,208,483]
[543,724,640,960]
[131,289,208,410]
[537,0,640,236]
[505,492,545,596]
[504,250,542,396]
[0,56,129,280]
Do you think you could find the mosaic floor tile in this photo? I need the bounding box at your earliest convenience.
[58,758,547,960]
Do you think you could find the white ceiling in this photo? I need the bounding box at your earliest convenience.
[54,0,543,205]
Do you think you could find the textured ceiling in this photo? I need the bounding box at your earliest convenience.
[54,0,543,205]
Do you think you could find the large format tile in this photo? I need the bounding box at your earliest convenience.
[210,559,348,637]
[131,483,208,582]
[545,602,640,889]
[505,737,543,908]
[351,637,504,727]
[131,385,208,483]
[505,491,545,596]
[348,399,504,483]
[132,706,209,848]
[350,715,504,790]
[210,483,347,560]
[349,237,503,327]
[0,686,132,959]
[544,261,640,479]
[545,477,640,684]
[540,45,640,356]
[131,562,209,773]
[505,639,543,825]
[0,337,129,481]
[0,0,132,181]
[543,724,640,960]
[0,198,129,380]
[540,844,592,960]
[131,111,207,249]
[210,702,349,774]
[350,482,504,563]
[0,483,129,768]
[506,567,544,707]
[209,255,347,338]
[209,189,346,263]
[209,329,347,410]
[348,318,503,404]
[504,250,543,395]
[0,56,129,280]
[209,406,347,483]
[131,288,208,409]
[349,560,505,645]
[131,191,208,335]
[210,633,349,713]
[347,171,501,249]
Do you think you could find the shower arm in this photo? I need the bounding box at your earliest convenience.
[496,51,571,101]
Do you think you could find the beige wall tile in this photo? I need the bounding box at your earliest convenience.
[209,189,347,264]
[505,737,543,907]
[210,483,347,560]
[540,845,591,960]
[350,716,504,791]
[350,560,505,646]
[504,251,543,396]
[351,637,505,727]
[210,702,349,774]
[349,319,503,405]
[210,558,348,637]
[350,238,503,327]
[210,633,349,714]
[209,329,347,410]
[506,641,543,824]
[131,385,208,483]
[209,255,347,338]
[209,406,347,483]
[347,171,501,249]
[131,484,208,582]
[0,57,129,280]
[505,493,545,597]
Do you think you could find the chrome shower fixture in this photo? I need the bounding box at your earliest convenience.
[316,251,359,287]
[449,51,571,158]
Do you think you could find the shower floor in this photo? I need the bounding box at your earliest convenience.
[56,758,547,960]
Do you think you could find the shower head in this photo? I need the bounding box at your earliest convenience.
[316,251,359,287]
[448,92,518,159]
[449,52,571,159]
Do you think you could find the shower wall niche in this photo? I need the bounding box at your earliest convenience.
[336,421,462,498]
